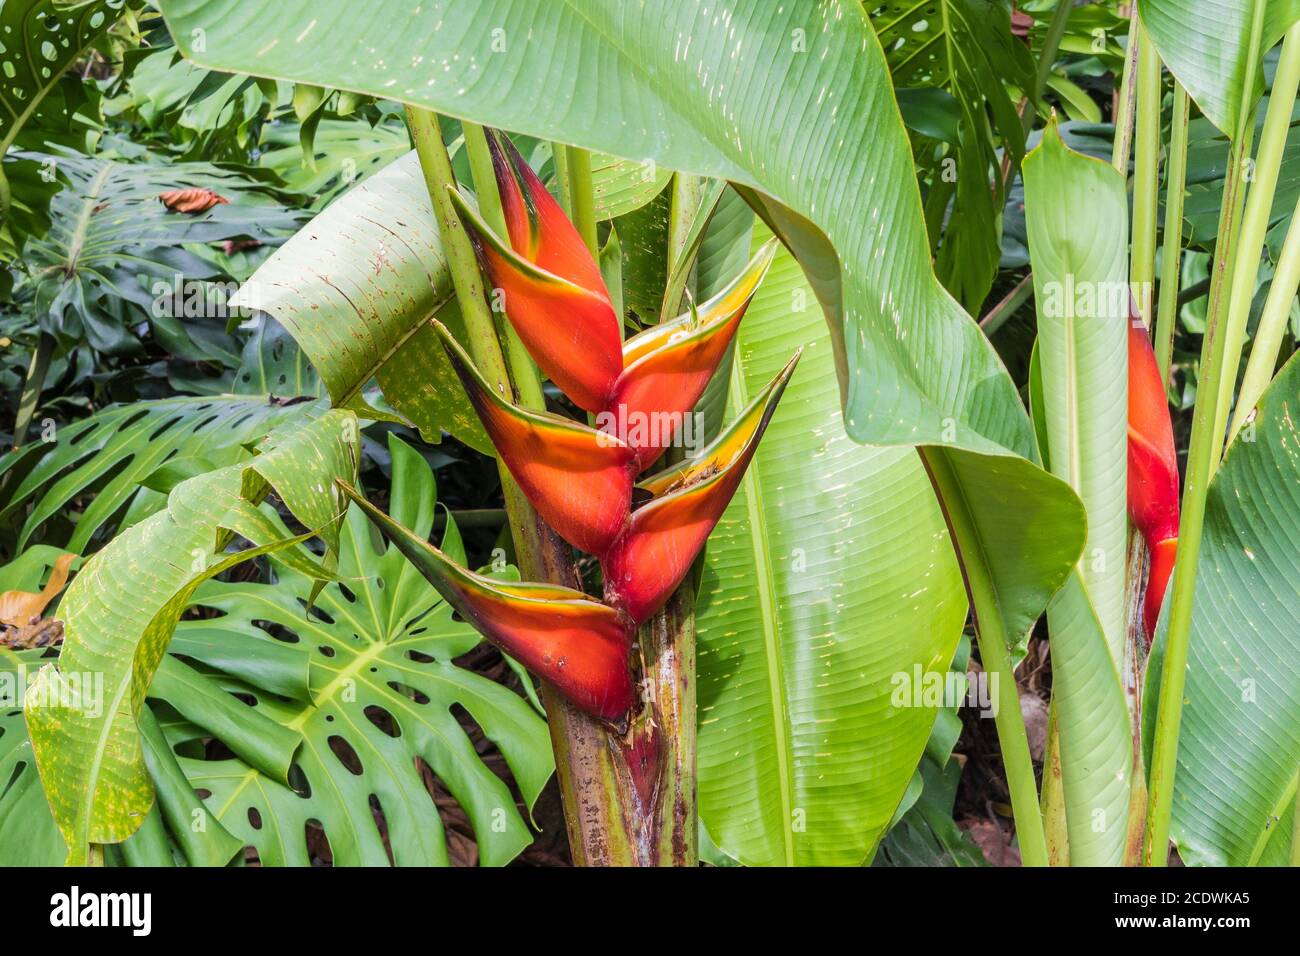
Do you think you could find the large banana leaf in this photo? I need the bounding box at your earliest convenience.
[158,0,1083,686]
[1140,0,1300,136]
[1142,354,1300,866]
[230,151,490,455]
[1022,123,1132,866]
[24,410,357,862]
[696,227,968,866]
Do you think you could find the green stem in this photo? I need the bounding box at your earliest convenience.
[979,273,1034,335]
[566,145,598,256]
[12,331,54,449]
[919,447,1048,867]
[553,143,573,216]
[461,122,546,410]
[1154,84,1190,385]
[1144,3,1268,866]
[1212,22,1300,467]
[1032,0,1076,118]
[1229,191,1300,441]
[1111,9,1141,172]
[1131,18,1162,326]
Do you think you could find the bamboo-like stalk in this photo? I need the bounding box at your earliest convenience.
[1229,192,1300,442]
[1144,1,1269,866]
[566,145,598,255]
[1154,84,1190,385]
[12,331,54,449]
[919,447,1049,867]
[1211,23,1300,468]
[980,273,1034,335]
[1111,9,1141,172]
[1130,18,1161,327]
[461,122,547,411]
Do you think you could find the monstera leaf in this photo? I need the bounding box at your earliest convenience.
[0,0,128,157]
[1142,354,1300,866]
[24,409,358,862]
[14,149,302,359]
[158,434,553,865]
[2,435,552,865]
[0,395,326,553]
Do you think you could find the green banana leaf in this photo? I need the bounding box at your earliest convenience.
[695,227,969,866]
[1140,0,1300,137]
[157,0,1083,675]
[24,410,358,862]
[1142,353,1300,866]
[230,151,491,454]
[1022,124,1132,866]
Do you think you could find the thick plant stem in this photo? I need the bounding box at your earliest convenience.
[1040,705,1070,865]
[1154,84,1190,385]
[12,331,54,449]
[1111,11,1141,172]
[552,143,573,216]
[1032,0,1075,113]
[1212,22,1300,466]
[566,145,598,255]
[1230,193,1300,442]
[980,273,1033,335]
[1144,4,1265,860]
[919,447,1048,867]
[1130,18,1161,327]
[406,106,642,864]
[461,121,547,410]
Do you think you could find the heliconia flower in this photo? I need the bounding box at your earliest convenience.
[447,133,622,412]
[339,481,635,720]
[433,322,636,557]
[605,239,778,473]
[603,350,801,624]
[1127,318,1180,640]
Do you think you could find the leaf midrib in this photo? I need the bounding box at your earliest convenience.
[728,348,795,866]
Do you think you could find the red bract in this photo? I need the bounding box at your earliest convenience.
[435,322,636,557]
[604,352,801,624]
[1127,317,1180,640]
[426,129,799,719]
[607,239,777,472]
[449,134,622,412]
[340,483,635,720]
